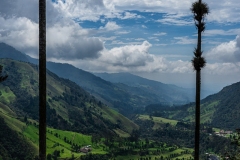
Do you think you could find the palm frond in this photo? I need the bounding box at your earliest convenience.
[191,56,206,71]
[191,2,209,21]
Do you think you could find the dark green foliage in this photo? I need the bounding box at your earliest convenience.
[80,153,110,160]
[134,117,233,158]
[0,65,7,82]
[0,118,36,159]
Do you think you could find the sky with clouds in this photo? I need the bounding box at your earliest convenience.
[0,0,240,92]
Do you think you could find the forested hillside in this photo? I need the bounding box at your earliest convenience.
[147,82,240,130]
[0,58,138,136]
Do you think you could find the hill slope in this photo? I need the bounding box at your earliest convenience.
[0,58,138,136]
[156,82,240,130]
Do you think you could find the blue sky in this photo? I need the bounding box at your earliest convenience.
[0,0,240,92]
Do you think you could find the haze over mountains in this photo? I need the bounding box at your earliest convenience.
[0,42,200,115]
[1,42,240,159]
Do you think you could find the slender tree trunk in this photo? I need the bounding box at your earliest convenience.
[194,1,202,159]
[39,0,46,159]
[195,69,201,160]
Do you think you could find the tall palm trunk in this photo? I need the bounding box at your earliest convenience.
[39,0,46,159]
[191,0,209,159]
[195,12,202,160]
[195,69,201,160]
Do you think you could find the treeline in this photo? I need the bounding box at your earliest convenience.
[134,117,234,157]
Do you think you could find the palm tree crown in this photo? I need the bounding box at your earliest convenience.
[191,1,209,71]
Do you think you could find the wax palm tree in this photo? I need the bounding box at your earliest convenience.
[0,65,8,82]
[39,0,46,159]
[191,0,209,159]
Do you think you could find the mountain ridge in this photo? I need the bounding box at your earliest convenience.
[1,42,196,115]
[155,81,240,130]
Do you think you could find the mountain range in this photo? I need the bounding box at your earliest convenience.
[0,42,195,115]
[1,43,240,159]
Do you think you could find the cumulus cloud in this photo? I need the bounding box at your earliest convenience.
[0,0,104,60]
[52,0,240,25]
[120,12,142,19]
[207,0,240,23]
[99,41,153,67]
[0,16,38,56]
[206,35,240,62]
[47,22,103,60]
[54,0,106,21]
[99,21,121,31]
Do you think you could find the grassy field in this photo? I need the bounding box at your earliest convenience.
[138,114,178,129]
[0,110,195,159]
[22,124,108,158]
[183,101,219,123]
[115,147,193,160]
[0,86,16,105]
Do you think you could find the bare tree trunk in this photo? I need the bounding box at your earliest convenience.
[39,0,46,159]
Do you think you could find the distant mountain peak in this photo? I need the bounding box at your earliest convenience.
[0,42,29,62]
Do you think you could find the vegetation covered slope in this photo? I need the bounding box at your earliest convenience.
[152,82,240,130]
[0,58,138,137]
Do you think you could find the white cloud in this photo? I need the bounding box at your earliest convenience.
[153,32,167,36]
[99,21,121,31]
[135,38,146,41]
[115,30,130,35]
[0,16,38,57]
[51,0,240,25]
[0,11,104,60]
[53,0,106,21]
[157,14,193,26]
[204,29,240,36]
[142,25,147,28]
[206,35,240,62]
[98,36,117,42]
[47,22,104,60]
[174,36,196,45]
[99,41,154,67]
[207,0,240,23]
[120,12,142,19]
